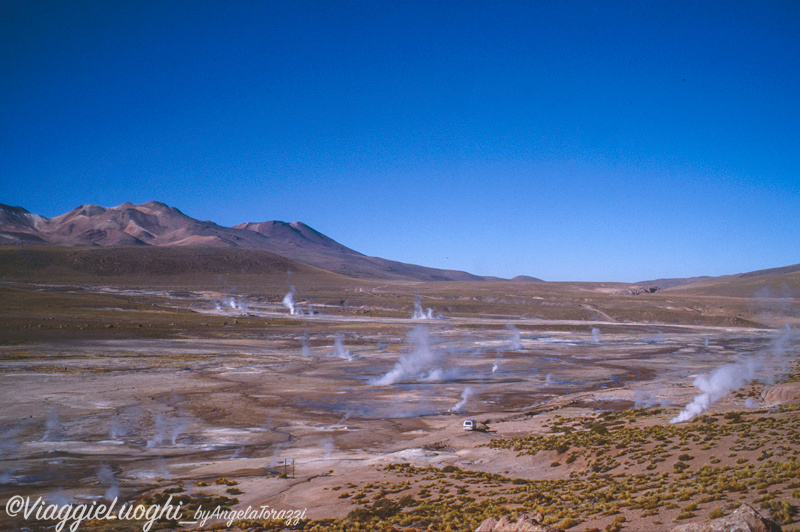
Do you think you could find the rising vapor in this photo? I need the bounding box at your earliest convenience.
[451,386,475,412]
[282,287,298,315]
[372,326,444,385]
[506,325,522,350]
[670,327,798,423]
[332,333,353,360]
[98,463,119,500]
[412,298,440,320]
[669,360,759,423]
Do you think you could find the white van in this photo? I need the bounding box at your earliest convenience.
[463,419,476,431]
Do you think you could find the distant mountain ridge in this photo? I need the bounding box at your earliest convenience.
[639,263,800,292]
[6,201,795,287]
[0,201,488,282]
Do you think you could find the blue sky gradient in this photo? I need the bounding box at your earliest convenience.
[2,1,799,281]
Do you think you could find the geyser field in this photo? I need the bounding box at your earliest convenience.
[2,260,800,531]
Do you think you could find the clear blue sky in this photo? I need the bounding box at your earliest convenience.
[2,1,799,282]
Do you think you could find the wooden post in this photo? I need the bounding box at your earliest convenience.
[277,458,295,478]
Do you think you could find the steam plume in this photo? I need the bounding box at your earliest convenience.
[372,326,442,385]
[282,287,298,315]
[451,386,474,412]
[412,298,439,320]
[269,443,288,468]
[633,384,667,408]
[41,407,62,441]
[109,406,140,440]
[507,325,522,350]
[98,464,119,500]
[146,413,186,447]
[669,360,759,423]
[301,333,311,357]
[332,334,352,360]
[491,350,503,374]
[319,436,335,460]
[670,327,798,423]
[216,297,248,313]
[156,456,171,480]
[109,417,127,439]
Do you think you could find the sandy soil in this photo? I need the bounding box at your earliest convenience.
[1,287,799,531]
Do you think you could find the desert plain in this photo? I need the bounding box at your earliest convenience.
[1,246,800,531]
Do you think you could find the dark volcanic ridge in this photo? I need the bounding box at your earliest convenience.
[0,201,484,282]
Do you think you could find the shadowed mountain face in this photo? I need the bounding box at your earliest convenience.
[0,201,485,281]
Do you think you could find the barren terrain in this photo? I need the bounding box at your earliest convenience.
[1,247,800,531]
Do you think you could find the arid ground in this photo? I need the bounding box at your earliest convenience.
[2,249,800,531]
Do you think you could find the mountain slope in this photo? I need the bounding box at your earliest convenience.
[0,202,485,281]
[666,266,800,298]
[48,201,268,247]
[0,245,343,289]
[234,220,483,281]
[0,205,56,244]
[234,221,360,255]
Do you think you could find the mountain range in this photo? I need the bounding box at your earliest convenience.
[3,201,798,289]
[0,201,509,282]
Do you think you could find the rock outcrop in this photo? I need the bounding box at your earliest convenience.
[623,285,660,295]
[761,382,800,406]
[475,513,559,532]
[670,504,782,532]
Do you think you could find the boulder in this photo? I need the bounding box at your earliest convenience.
[475,517,498,532]
[670,504,782,532]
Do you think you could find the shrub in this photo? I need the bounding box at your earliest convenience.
[674,511,696,521]
[558,516,580,529]
[369,498,401,519]
[764,500,798,525]
[708,507,724,519]
[604,515,626,532]
[398,494,417,507]
[674,462,689,473]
